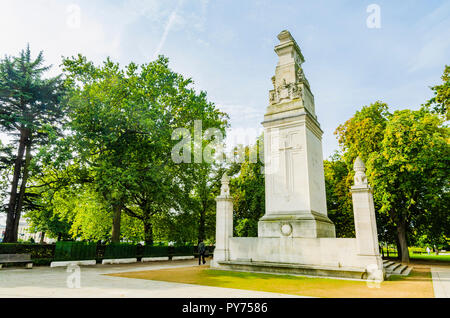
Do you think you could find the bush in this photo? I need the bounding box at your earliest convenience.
[235,218,258,237]
[409,246,427,254]
[0,243,55,261]
[32,258,53,266]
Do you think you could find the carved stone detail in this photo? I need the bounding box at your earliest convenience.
[220,173,230,196]
[280,223,293,236]
[353,157,368,186]
[269,74,305,105]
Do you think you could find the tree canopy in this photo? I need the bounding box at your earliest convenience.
[335,102,449,262]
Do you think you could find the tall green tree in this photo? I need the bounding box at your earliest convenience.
[62,55,228,244]
[0,46,65,242]
[336,102,449,262]
[62,55,154,242]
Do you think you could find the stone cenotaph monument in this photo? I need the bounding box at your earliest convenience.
[258,29,335,239]
[212,30,384,280]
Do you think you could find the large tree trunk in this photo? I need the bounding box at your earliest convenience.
[144,221,153,245]
[111,204,122,243]
[40,231,45,244]
[396,221,410,263]
[3,128,29,243]
[12,135,32,240]
[395,234,402,260]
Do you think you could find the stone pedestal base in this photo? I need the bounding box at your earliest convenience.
[258,211,336,238]
[212,248,228,264]
[215,260,367,280]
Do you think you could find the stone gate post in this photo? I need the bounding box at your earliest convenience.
[211,174,233,267]
[351,157,384,277]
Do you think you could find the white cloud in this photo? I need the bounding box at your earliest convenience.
[153,0,184,59]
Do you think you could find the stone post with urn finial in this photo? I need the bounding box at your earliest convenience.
[351,157,384,273]
[211,174,233,267]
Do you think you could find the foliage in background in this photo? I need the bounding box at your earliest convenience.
[425,65,449,120]
[229,139,265,237]
[323,153,355,238]
[335,101,449,262]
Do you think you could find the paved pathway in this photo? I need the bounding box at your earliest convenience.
[0,260,304,298]
[431,266,450,298]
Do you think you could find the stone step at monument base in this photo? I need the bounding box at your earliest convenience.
[383,260,412,277]
[216,260,368,280]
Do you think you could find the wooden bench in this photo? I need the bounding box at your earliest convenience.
[0,254,33,269]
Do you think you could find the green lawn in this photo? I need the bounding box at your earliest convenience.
[384,253,450,262]
[409,254,450,262]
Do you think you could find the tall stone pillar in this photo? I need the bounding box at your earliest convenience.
[212,174,233,267]
[351,157,383,270]
[258,30,335,238]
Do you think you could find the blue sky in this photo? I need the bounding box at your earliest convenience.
[0,0,449,158]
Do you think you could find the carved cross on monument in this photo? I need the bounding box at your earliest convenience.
[279,133,293,200]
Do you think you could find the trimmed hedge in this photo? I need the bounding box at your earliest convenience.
[143,245,169,257]
[173,246,194,256]
[104,243,137,259]
[54,241,97,261]
[1,242,207,264]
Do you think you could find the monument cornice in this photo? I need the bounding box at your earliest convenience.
[259,211,334,224]
[274,42,305,63]
[262,111,324,139]
[274,30,305,64]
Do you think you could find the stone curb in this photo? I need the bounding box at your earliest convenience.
[141,257,170,262]
[102,258,137,265]
[50,260,96,267]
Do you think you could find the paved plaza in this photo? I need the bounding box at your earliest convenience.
[0,260,449,298]
[0,260,303,298]
[431,266,450,298]
[0,260,450,298]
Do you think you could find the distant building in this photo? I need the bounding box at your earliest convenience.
[18,220,56,244]
[0,224,5,242]
[0,219,55,244]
